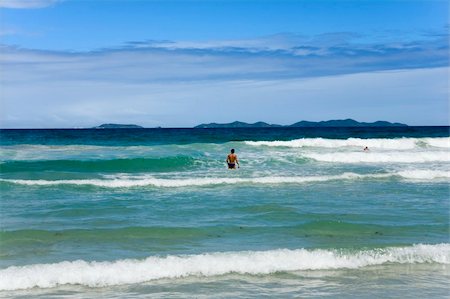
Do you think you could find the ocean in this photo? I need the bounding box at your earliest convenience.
[0,127,449,298]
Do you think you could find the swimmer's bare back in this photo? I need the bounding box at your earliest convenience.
[227,154,239,169]
[227,154,237,163]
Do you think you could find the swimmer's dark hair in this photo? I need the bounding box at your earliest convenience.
[231,149,235,153]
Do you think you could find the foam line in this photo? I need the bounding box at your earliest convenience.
[303,152,450,163]
[396,170,450,180]
[0,244,448,290]
[245,137,450,149]
[1,171,449,188]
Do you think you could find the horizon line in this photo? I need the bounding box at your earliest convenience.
[2,125,450,130]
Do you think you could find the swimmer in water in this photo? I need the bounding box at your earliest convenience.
[226,149,240,169]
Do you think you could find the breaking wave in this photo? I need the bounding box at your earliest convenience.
[1,170,448,188]
[302,152,450,163]
[0,244,448,291]
[246,137,450,149]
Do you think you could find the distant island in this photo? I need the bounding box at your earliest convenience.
[195,119,407,128]
[93,123,144,129]
[92,119,407,129]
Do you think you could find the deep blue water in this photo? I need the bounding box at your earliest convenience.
[1,126,448,145]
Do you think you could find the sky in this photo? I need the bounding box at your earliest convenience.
[0,0,448,128]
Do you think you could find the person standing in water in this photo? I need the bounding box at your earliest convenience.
[226,149,240,169]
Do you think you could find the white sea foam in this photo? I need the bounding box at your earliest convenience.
[303,151,450,163]
[0,173,375,188]
[423,137,450,148]
[245,137,450,149]
[0,244,448,291]
[1,171,448,188]
[395,170,450,180]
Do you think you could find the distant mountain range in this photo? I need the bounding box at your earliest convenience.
[195,119,407,128]
[92,119,407,129]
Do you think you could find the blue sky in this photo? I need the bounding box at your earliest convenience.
[0,0,448,127]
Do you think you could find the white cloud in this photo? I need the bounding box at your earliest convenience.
[0,0,60,9]
[1,32,447,86]
[0,33,448,128]
[124,31,446,59]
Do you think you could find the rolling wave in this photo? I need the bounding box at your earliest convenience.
[0,244,448,290]
[303,152,450,163]
[246,137,450,149]
[1,171,448,188]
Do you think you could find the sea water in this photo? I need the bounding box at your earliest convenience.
[0,127,449,298]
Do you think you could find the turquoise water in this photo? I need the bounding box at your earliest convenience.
[0,128,449,298]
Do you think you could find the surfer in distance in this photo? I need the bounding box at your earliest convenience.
[226,149,240,169]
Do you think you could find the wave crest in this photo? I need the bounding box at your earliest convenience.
[1,171,448,188]
[0,244,448,291]
[303,152,450,163]
[245,137,450,149]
